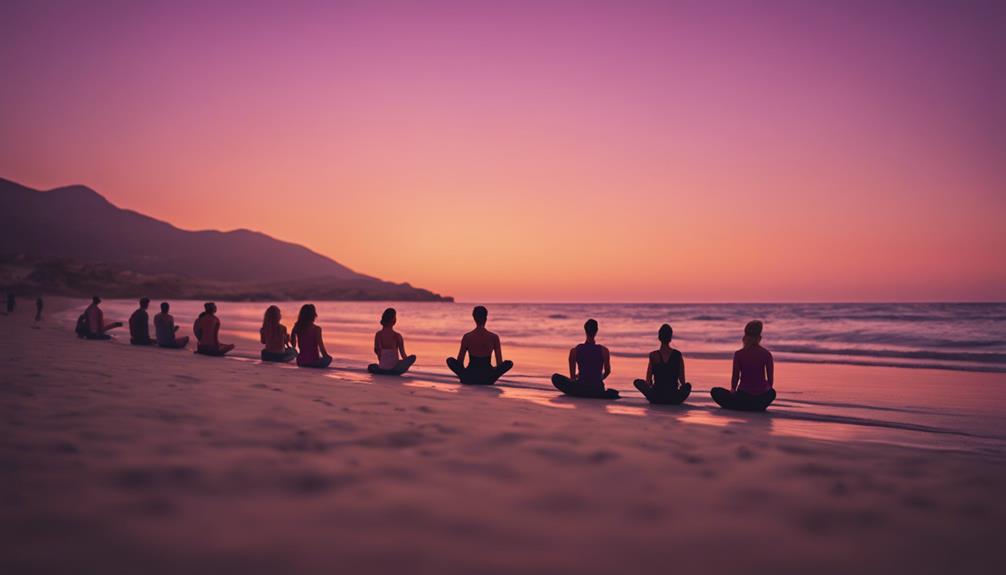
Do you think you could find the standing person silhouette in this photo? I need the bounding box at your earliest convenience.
[368,308,417,375]
[154,302,189,349]
[446,306,513,385]
[711,320,776,411]
[634,324,691,404]
[290,304,332,368]
[34,297,43,322]
[129,297,156,345]
[552,319,619,399]
[193,302,235,356]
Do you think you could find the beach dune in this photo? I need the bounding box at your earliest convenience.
[1,300,1004,574]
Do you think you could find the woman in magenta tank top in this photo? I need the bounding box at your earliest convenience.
[291,304,332,369]
[711,320,776,411]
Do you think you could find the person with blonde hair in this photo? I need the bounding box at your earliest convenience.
[711,320,776,411]
[260,305,296,363]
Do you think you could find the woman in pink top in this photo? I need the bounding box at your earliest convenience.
[711,320,776,411]
[290,304,332,368]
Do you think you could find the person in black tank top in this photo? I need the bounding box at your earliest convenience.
[552,319,620,399]
[634,324,691,404]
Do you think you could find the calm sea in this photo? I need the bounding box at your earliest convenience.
[101,301,1006,373]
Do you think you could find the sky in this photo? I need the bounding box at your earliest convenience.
[1,0,1004,302]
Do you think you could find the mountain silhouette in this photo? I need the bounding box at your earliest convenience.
[0,178,451,301]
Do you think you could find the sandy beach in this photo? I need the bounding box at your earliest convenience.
[2,300,1005,575]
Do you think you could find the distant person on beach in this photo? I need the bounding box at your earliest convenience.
[290,304,332,368]
[154,302,189,349]
[260,305,296,363]
[552,319,619,399]
[711,320,776,411]
[446,306,513,385]
[6,292,14,314]
[34,297,43,322]
[634,324,691,404]
[193,302,235,356]
[76,296,122,340]
[128,297,156,346]
[368,308,416,375]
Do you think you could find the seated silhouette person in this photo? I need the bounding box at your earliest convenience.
[76,296,122,340]
[193,302,235,356]
[634,324,691,404]
[260,305,296,363]
[154,302,189,349]
[446,306,513,385]
[711,320,776,412]
[368,308,417,375]
[290,304,333,368]
[129,297,156,345]
[552,319,619,399]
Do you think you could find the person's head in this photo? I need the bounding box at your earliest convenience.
[472,305,488,326]
[139,297,150,309]
[160,302,169,313]
[381,307,397,327]
[92,296,101,305]
[584,318,599,339]
[658,323,673,345]
[263,305,281,327]
[743,320,763,348]
[204,302,217,314]
[296,304,318,329]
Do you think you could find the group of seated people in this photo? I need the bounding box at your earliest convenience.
[76,299,776,411]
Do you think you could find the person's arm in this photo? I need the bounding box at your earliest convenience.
[211,318,221,343]
[260,328,267,345]
[290,328,298,349]
[766,352,774,389]
[318,326,331,358]
[645,353,655,386]
[96,308,105,331]
[731,353,740,391]
[373,332,381,358]
[493,334,503,366]
[568,347,577,380]
[283,326,289,346]
[679,353,686,388]
[601,346,611,381]
[397,333,407,360]
[456,334,469,363]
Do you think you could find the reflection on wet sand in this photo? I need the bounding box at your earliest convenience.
[499,386,575,409]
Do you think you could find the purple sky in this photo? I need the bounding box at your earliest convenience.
[2,0,1004,301]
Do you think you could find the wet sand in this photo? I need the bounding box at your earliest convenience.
[1,300,1004,574]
